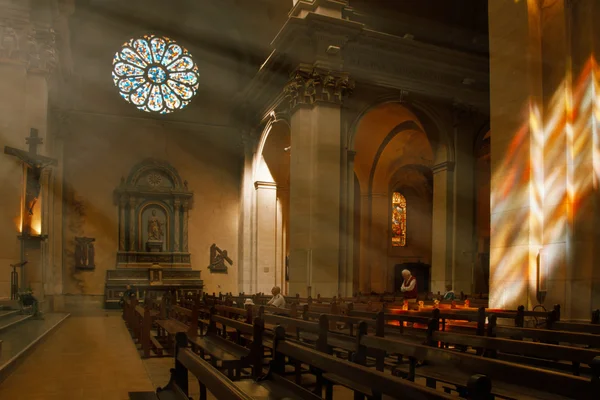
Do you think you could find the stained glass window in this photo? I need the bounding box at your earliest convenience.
[392,192,407,247]
[112,34,199,114]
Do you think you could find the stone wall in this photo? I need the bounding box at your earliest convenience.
[61,114,241,295]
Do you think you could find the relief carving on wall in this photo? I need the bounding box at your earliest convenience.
[74,237,95,269]
[208,244,232,273]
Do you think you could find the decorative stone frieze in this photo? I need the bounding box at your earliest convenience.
[282,68,355,111]
[0,20,57,74]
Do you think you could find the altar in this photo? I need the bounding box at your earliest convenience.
[104,267,203,308]
[104,159,203,308]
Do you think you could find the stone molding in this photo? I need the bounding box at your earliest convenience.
[254,181,278,190]
[432,161,456,174]
[282,67,355,112]
[238,9,489,125]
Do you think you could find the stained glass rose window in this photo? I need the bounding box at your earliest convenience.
[112,34,199,114]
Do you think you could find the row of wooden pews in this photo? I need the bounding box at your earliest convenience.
[127,292,600,399]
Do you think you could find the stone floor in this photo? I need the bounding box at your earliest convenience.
[0,313,154,400]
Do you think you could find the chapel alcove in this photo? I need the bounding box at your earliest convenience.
[114,159,193,267]
[104,159,203,308]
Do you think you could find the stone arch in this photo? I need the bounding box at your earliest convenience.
[347,97,454,166]
[126,158,185,190]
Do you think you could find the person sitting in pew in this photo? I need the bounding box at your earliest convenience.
[400,269,418,303]
[267,286,286,308]
[119,284,136,307]
[442,285,456,301]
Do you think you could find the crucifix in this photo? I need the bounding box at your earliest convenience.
[4,128,58,236]
[4,128,57,298]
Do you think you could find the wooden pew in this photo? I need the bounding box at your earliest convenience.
[432,326,600,376]
[357,320,600,400]
[154,332,255,400]
[155,305,195,351]
[187,306,264,380]
[269,325,457,400]
[133,305,163,358]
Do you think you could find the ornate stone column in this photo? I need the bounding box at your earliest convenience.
[129,197,136,251]
[345,150,357,296]
[173,198,181,252]
[431,161,455,294]
[119,195,127,251]
[182,200,189,252]
[285,68,355,297]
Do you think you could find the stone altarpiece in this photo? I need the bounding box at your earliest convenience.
[104,159,202,308]
[114,159,193,267]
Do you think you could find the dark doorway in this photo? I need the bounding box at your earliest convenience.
[395,262,430,294]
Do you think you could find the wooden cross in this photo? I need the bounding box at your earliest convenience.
[4,128,57,169]
[4,128,58,235]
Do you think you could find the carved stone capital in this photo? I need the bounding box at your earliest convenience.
[283,68,355,112]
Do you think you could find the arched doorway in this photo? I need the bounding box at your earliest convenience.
[252,119,291,294]
[350,102,439,294]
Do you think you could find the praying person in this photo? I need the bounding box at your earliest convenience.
[400,269,418,303]
[443,284,456,301]
[266,286,286,308]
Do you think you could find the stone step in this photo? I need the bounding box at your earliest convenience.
[0,314,32,333]
[0,313,70,383]
[0,310,20,322]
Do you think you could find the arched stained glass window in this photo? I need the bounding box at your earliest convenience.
[392,192,407,247]
[112,34,199,114]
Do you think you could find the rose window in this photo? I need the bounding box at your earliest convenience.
[112,34,199,114]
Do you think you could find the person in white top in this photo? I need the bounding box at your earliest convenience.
[400,269,418,303]
[267,286,286,308]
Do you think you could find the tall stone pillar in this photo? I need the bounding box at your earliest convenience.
[344,150,357,296]
[239,132,257,293]
[276,187,288,293]
[566,0,600,318]
[451,111,477,295]
[255,181,278,293]
[286,69,354,297]
[358,193,371,293]
[431,162,455,294]
[488,0,543,310]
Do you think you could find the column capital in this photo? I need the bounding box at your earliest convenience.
[283,67,354,113]
[254,181,278,190]
[0,22,57,74]
[432,161,455,174]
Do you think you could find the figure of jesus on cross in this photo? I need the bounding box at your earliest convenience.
[4,128,58,236]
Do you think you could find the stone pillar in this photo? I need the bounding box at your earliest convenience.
[358,193,371,292]
[488,0,543,310]
[119,196,127,251]
[451,112,477,295]
[129,197,136,251]
[255,181,277,293]
[286,69,353,297]
[276,187,288,293]
[344,150,357,296]
[431,162,455,294]
[182,200,189,252]
[565,0,600,318]
[240,132,257,293]
[173,199,181,252]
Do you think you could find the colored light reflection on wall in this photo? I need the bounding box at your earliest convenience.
[490,56,599,309]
